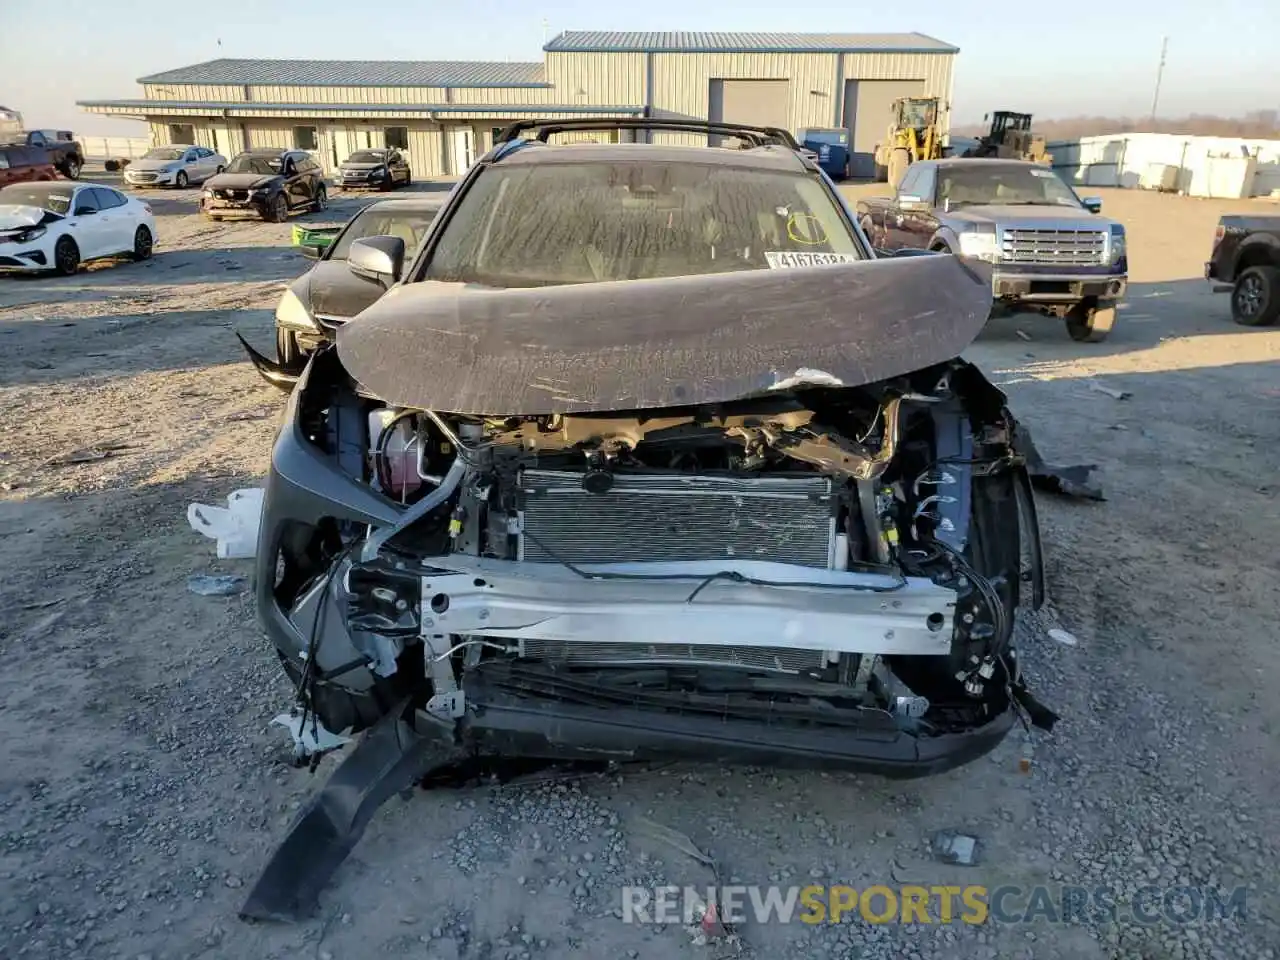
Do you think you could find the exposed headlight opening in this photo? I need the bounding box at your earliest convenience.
[275,287,318,332]
[956,229,999,262]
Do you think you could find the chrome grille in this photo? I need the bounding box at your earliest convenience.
[518,470,834,567]
[130,172,158,182]
[519,639,827,673]
[215,189,248,200]
[1000,227,1106,265]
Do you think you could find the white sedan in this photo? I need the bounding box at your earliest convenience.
[0,181,157,276]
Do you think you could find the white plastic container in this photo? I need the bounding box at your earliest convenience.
[187,488,266,559]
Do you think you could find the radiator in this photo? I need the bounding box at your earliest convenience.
[519,639,827,674]
[517,469,835,568]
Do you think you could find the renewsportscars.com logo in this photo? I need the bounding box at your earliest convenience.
[620,884,1248,926]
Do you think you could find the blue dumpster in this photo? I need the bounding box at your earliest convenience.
[798,128,850,179]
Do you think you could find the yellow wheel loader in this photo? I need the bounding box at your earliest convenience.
[874,97,944,188]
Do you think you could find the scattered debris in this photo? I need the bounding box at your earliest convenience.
[21,598,65,611]
[46,442,134,466]
[1048,627,1079,646]
[188,488,265,559]
[632,816,717,869]
[21,610,66,641]
[226,409,271,422]
[187,574,247,597]
[1015,329,1033,341]
[1088,380,1132,401]
[930,830,982,866]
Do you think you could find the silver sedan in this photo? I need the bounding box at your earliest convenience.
[123,145,227,189]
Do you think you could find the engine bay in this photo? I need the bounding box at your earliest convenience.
[265,350,1045,746]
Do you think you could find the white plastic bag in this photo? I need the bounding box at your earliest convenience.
[187,488,266,559]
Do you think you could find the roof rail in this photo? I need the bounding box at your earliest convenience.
[495,117,801,150]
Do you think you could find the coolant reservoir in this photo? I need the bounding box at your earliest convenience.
[368,410,423,500]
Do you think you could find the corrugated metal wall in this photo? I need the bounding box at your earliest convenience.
[544,52,646,107]
[841,52,953,138]
[117,50,956,163]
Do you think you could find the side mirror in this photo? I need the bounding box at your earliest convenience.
[300,242,324,260]
[74,206,95,216]
[1082,196,1103,213]
[348,236,405,285]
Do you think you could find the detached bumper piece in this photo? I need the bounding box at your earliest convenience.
[239,701,457,923]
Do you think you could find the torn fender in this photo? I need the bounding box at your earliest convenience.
[236,332,305,391]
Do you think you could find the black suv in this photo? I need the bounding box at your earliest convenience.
[201,148,327,222]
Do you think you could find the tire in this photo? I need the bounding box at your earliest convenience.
[175,170,188,189]
[130,225,154,261]
[53,236,80,276]
[1230,265,1280,327]
[404,169,412,187]
[312,186,327,212]
[888,148,911,190]
[276,327,301,367]
[266,193,289,223]
[63,157,81,180]
[1066,302,1117,342]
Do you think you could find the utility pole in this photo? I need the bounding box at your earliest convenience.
[1149,36,1168,126]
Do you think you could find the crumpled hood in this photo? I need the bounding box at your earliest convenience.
[0,204,61,229]
[129,157,183,173]
[949,204,1106,226]
[337,253,994,415]
[205,172,280,191]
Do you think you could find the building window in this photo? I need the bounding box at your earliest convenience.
[168,123,195,145]
[384,126,409,149]
[293,126,319,151]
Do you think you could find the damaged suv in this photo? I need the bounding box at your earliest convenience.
[248,120,1058,916]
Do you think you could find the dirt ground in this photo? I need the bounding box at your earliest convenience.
[1,172,1278,960]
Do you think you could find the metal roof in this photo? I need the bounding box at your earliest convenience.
[137,59,549,88]
[78,100,644,117]
[544,31,958,54]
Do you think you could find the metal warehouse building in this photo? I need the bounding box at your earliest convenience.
[79,30,956,179]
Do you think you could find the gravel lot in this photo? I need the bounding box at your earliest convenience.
[2,171,1278,960]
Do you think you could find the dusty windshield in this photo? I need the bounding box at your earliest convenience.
[423,160,861,287]
[0,183,73,214]
[330,207,440,260]
[938,164,1081,208]
[143,148,186,161]
[225,154,282,175]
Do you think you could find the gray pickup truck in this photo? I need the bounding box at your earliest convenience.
[856,158,1128,342]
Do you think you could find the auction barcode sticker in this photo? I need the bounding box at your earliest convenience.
[765,251,859,269]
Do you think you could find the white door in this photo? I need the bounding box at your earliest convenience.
[450,127,475,175]
[68,187,110,257]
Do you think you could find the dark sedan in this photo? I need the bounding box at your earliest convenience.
[240,195,445,380]
[335,148,412,191]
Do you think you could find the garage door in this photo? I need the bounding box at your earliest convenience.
[843,79,926,179]
[708,79,790,145]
